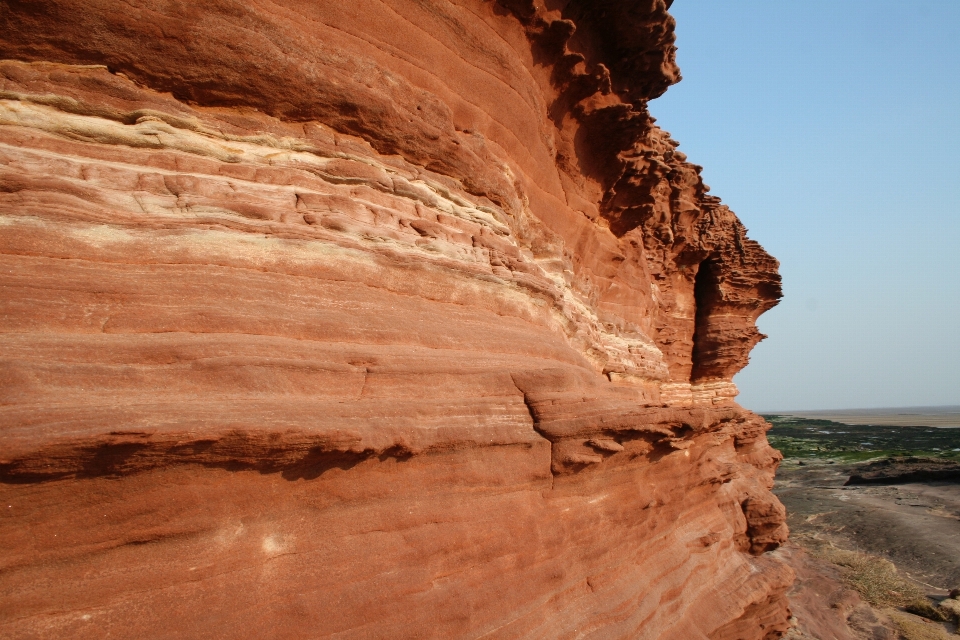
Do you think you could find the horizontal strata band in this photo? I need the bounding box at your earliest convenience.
[0,1,787,638]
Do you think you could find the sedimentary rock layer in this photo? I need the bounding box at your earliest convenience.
[0,1,789,638]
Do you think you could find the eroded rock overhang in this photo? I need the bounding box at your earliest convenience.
[0,2,790,639]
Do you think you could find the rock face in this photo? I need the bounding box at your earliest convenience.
[0,1,790,638]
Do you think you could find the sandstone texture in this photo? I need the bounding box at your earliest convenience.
[0,1,789,638]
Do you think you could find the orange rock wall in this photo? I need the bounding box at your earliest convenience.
[0,1,790,638]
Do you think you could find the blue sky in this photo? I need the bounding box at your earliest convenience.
[650,1,960,411]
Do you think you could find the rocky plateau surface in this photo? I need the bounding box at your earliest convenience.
[0,1,789,638]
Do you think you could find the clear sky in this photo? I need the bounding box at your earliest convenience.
[650,1,960,412]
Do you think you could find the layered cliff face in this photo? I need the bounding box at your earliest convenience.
[0,1,790,638]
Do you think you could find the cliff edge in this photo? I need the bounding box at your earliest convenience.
[0,1,790,638]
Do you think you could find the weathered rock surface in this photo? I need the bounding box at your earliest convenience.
[0,1,789,638]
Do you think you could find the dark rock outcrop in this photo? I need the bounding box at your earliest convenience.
[845,457,960,485]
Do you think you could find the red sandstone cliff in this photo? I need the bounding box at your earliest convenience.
[0,1,790,638]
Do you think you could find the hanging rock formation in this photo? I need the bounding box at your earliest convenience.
[0,1,791,638]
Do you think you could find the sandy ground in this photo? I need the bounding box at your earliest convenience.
[776,460,960,591]
[774,459,960,638]
[783,408,960,429]
[775,543,901,640]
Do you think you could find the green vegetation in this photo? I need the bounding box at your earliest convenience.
[763,415,960,462]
